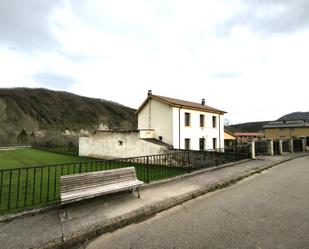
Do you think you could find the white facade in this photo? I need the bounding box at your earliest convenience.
[138,97,225,151]
[138,98,173,144]
[172,107,224,150]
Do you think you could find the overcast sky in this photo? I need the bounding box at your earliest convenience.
[0,0,308,124]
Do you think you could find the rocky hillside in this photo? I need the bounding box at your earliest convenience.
[0,88,137,145]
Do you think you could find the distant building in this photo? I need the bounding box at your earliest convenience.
[224,130,237,147]
[137,90,226,151]
[263,120,309,140]
[234,132,264,144]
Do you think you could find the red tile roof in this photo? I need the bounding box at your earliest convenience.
[235,132,264,137]
[136,94,226,114]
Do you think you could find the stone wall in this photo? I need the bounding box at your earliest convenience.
[79,130,169,159]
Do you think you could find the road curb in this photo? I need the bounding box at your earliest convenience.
[50,153,308,249]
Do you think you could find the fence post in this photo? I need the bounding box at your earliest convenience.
[279,140,283,155]
[301,137,306,152]
[250,141,256,159]
[289,139,294,153]
[268,140,274,156]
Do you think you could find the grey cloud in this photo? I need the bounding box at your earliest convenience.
[218,0,309,36]
[33,72,76,89]
[0,0,63,52]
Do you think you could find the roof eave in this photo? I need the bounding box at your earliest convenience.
[135,96,150,115]
[136,95,227,115]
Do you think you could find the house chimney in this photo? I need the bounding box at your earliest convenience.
[148,90,152,96]
[201,98,205,105]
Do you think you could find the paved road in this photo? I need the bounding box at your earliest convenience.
[79,156,309,249]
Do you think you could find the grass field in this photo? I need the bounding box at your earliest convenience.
[0,148,190,214]
[0,148,91,169]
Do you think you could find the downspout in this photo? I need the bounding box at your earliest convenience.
[218,113,221,150]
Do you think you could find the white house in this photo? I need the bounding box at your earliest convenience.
[79,91,226,158]
[137,90,226,151]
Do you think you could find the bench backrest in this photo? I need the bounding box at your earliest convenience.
[61,167,138,194]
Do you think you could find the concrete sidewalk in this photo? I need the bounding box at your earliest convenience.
[0,153,307,249]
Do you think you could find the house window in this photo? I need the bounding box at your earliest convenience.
[185,112,191,127]
[213,138,217,150]
[212,116,217,128]
[200,114,205,128]
[185,138,191,150]
[199,138,205,151]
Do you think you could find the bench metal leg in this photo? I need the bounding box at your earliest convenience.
[136,187,141,198]
[61,204,68,220]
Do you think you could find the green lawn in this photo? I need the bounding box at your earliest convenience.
[0,148,190,214]
[0,148,91,169]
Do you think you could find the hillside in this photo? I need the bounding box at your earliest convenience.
[278,112,309,121]
[226,111,309,133]
[0,88,137,145]
[225,121,268,133]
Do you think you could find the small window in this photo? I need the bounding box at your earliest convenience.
[200,114,205,127]
[199,138,205,151]
[212,116,217,128]
[213,138,217,149]
[185,112,191,126]
[185,138,190,150]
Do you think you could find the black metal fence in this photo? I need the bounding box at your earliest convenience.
[230,138,306,156]
[255,141,268,155]
[293,139,303,152]
[0,150,249,214]
[224,144,250,155]
[32,143,78,156]
[282,140,290,153]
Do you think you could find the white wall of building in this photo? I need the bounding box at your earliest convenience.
[172,107,224,150]
[79,131,168,159]
[137,103,150,129]
[138,99,173,145]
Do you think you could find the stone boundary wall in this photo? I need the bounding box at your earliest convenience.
[79,131,169,158]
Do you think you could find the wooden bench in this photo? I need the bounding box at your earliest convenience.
[60,167,144,205]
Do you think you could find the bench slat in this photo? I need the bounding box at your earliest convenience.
[60,167,143,203]
[61,174,136,187]
[61,167,136,179]
[61,180,143,204]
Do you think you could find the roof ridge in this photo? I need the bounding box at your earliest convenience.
[151,94,226,113]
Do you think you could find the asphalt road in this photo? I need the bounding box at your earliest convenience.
[79,156,309,249]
